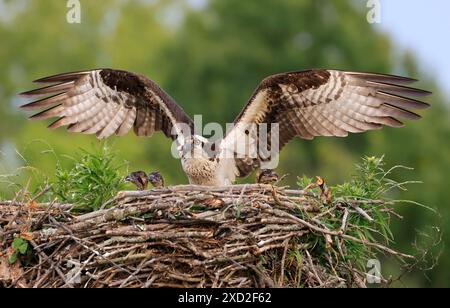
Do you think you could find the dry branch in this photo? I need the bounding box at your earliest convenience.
[0,184,409,288]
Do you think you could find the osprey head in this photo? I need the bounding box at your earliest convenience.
[182,135,210,159]
[148,171,165,188]
[125,171,149,190]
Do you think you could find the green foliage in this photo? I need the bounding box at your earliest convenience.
[296,156,436,276]
[334,157,397,261]
[51,146,127,211]
[335,156,402,199]
[297,175,313,190]
[9,238,29,264]
[0,0,448,286]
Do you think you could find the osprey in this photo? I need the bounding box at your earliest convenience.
[20,69,430,186]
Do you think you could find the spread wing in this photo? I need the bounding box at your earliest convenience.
[20,69,194,142]
[221,69,431,178]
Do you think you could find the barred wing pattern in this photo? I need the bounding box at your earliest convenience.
[20,69,194,141]
[223,70,431,178]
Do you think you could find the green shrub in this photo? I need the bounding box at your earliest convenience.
[51,146,127,211]
[297,156,436,275]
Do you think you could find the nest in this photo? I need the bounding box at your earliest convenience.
[0,184,411,288]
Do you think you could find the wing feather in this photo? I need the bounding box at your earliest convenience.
[83,103,119,135]
[223,69,430,178]
[29,104,65,120]
[66,99,107,132]
[97,106,128,139]
[20,69,194,143]
[20,81,75,97]
[316,104,360,134]
[116,108,136,137]
[21,93,69,110]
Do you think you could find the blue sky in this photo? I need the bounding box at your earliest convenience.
[377,0,450,94]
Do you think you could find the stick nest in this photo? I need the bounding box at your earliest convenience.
[0,184,411,288]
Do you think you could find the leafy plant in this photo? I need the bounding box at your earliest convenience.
[51,145,127,211]
[334,156,413,200]
[294,156,436,280]
[9,238,29,264]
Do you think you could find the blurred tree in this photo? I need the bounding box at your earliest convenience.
[0,0,186,185]
[0,0,448,287]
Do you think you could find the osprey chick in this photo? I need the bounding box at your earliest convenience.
[257,170,279,185]
[125,171,149,191]
[125,171,165,190]
[148,171,165,188]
